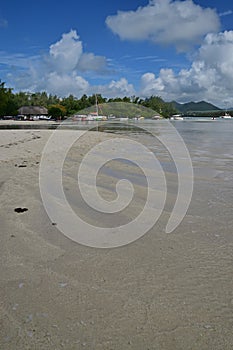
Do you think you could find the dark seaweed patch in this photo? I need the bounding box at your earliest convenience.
[14,207,28,213]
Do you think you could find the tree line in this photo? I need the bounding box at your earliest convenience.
[0,80,177,118]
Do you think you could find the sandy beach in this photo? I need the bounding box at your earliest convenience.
[1,123,233,349]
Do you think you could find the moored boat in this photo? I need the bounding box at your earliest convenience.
[170,114,184,120]
[221,112,231,119]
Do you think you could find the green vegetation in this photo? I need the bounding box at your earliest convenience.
[48,104,66,119]
[79,101,158,118]
[171,100,221,114]
[0,80,177,118]
[0,81,18,116]
[1,79,229,119]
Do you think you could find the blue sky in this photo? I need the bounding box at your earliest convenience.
[0,0,233,107]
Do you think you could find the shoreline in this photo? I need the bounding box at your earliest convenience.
[0,119,60,125]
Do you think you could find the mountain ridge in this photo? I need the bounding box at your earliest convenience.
[172,100,221,113]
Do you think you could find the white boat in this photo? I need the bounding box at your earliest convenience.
[221,112,231,119]
[133,116,144,121]
[170,114,184,120]
[87,95,107,121]
[73,95,107,121]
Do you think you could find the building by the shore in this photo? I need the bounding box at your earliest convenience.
[18,106,48,120]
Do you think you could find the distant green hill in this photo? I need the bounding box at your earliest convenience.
[77,102,160,118]
[172,100,221,113]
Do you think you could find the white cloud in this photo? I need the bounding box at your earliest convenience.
[6,29,110,97]
[140,31,233,107]
[108,78,135,96]
[77,53,107,72]
[0,52,39,69]
[106,0,220,51]
[219,10,233,17]
[47,30,108,74]
[4,25,233,107]
[94,78,135,98]
[46,72,89,96]
[4,28,135,99]
[49,30,83,73]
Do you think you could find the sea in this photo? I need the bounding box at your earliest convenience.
[57,117,233,244]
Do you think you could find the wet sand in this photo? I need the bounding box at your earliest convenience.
[0,125,233,349]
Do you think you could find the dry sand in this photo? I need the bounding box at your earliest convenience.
[0,125,233,349]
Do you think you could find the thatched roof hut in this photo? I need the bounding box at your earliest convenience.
[18,106,48,116]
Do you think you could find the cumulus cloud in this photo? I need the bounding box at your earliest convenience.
[47,30,109,76]
[5,29,137,98]
[4,23,233,107]
[3,30,131,100]
[7,29,110,97]
[140,31,233,107]
[106,0,220,51]
[93,78,135,98]
[46,72,89,96]
[77,53,107,72]
[48,30,83,73]
[108,78,135,96]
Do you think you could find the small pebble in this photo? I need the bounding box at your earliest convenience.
[203,324,212,329]
[12,304,19,311]
[59,282,68,288]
